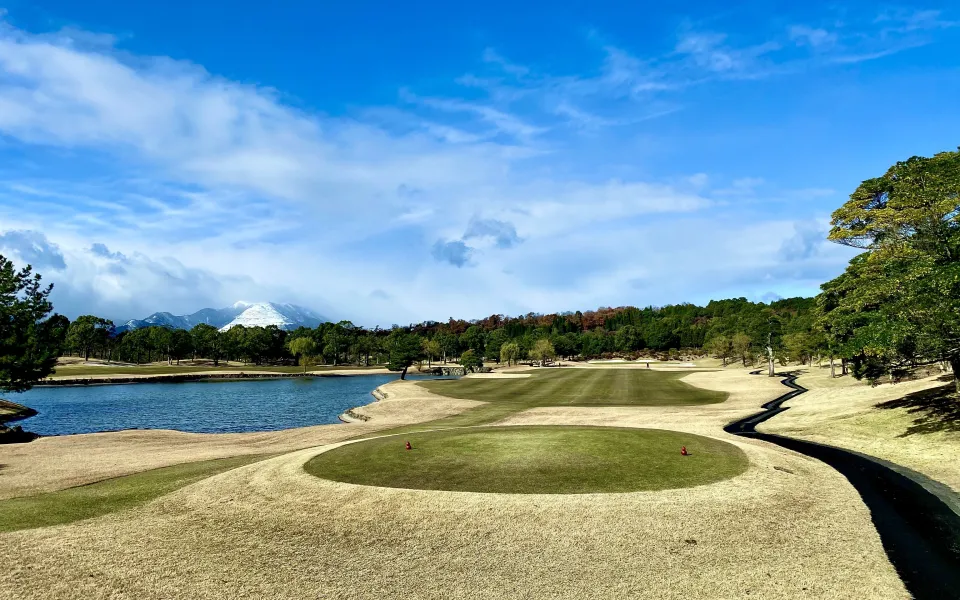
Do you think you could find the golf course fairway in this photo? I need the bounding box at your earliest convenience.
[305,425,748,494]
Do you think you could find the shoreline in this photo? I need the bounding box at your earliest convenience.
[0,399,38,424]
[19,375,431,440]
[0,399,40,443]
[37,369,396,387]
[338,385,388,423]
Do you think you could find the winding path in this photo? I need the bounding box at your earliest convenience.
[725,373,960,600]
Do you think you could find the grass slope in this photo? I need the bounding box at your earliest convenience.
[307,426,748,493]
[0,454,267,532]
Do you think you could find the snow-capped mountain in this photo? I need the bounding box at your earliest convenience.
[117,302,325,333]
[218,303,325,332]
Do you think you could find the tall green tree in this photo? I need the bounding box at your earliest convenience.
[706,335,734,367]
[148,326,173,365]
[221,325,246,363]
[460,325,485,357]
[355,333,379,366]
[499,342,520,366]
[731,332,752,367]
[485,328,508,363]
[552,332,580,359]
[66,315,114,361]
[434,330,459,363]
[529,339,556,366]
[0,256,66,392]
[386,330,423,380]
[783,332,814,366]
[287,336,317,373]
[169,329,194,365]
[423,338,441,368]
[614,325,641,352]
[823,147,960,390]
[190,323,222,365]
[459,349,483,372]
[244,326,275,366]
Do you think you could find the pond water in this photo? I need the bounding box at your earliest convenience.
[13,375,449,436]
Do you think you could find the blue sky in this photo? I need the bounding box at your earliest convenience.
[0,2,958,325]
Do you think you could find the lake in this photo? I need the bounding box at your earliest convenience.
[13,375,449,436]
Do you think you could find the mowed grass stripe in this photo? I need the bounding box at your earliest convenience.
[419,368,726,407]
[376,368,726,437]
[0,454,269,532]
[558,369,602,405]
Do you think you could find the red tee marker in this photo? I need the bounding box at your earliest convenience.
[680,446,688,456]
[405,441,412,450]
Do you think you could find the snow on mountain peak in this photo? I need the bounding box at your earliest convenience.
[117,302,324,333]
[218,302,323,332]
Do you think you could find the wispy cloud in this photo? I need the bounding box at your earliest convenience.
[788,26,838,49]
[0,7,950,323]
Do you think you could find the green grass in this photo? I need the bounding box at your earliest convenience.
[400,368,727,431]
[306,426,748,494]
[50,364,382,378]
[0,454,268,532]
[421,368,724,406]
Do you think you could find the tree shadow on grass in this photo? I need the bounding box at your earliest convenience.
[876,377,960,437]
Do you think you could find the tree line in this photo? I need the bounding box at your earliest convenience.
[57,296,818,374]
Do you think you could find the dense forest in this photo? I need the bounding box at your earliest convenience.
[56,295,818,370]
[3,147,958,389]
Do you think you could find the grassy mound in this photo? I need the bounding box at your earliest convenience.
[306,426,748,494]
[0,454,267,532]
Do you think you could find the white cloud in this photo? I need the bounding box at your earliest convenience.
[0,13,920,325]
[789,26,838,49]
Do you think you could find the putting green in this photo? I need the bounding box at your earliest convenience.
[305,426,748,494]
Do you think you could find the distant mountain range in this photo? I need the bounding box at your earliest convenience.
[116,301,326,333]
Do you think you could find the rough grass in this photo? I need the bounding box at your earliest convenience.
[0,454,267,532]
[763,367,960,492]
[407,368,727,430]
[306,425,748,493]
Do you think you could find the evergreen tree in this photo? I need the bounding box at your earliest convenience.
[0,255,66,392]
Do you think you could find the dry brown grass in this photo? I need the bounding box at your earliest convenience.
[0,432,906,599]
[759,366,960,493]
[0,366,910,598]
